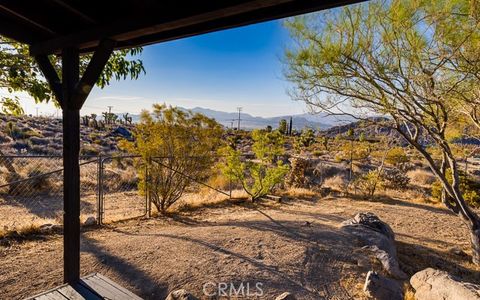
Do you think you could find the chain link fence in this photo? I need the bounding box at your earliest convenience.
[100,155,147,223]
[0,155,103,231]
[0,154,244,231]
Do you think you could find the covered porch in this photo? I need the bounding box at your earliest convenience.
[0,0,362,298]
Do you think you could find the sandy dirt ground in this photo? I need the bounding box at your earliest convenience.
[1,194,479,299]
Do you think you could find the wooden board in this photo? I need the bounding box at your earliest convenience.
[25,273,142,300]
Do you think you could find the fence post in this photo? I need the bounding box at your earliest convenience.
[229,174,232,199]
[146,157,151,218]
[97,156,103,225]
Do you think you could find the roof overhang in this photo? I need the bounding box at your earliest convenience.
[0,0,364,55]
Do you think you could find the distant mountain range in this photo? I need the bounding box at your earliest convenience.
[130,107,355,130]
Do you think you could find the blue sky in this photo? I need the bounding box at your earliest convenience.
[17,19,309,118]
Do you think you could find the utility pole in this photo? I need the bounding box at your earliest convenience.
[236,107,242,130]
[107,106,113,114]
[289,116,293,136]
[36,107,39,117]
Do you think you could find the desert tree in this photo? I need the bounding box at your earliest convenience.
[0,36,145,115]
[120,104,223,213]
[284,0,480,264]
[221,129,289,201]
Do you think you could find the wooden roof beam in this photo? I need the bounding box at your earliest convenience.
[0,4,57,36]
[48,0,97,25]
[114,0,365,50]
[34,55,63,107]
[29,0,297,55]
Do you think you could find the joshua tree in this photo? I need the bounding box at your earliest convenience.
[102,111,109,124]
[123,113,130,124]
[81,115,90,126]
[279,119,288,135]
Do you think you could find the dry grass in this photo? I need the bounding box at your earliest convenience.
[205,172,231,190]
[407,169,435,188]
[0,223,43,239]
[174,189,248,212]
[403,286,415,300]
[324,175,349,194]
[283,187,317,198]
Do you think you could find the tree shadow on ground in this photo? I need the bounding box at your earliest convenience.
[112,209,360,299]
[81,235,169,299]
[0,193,95,221]
[346,194,452,215]
[397,240,480,284]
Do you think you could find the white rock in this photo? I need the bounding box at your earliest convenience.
[411,268,480,300]
[165,289,197,300]
[363,271,403,300]
[275,292,296,300]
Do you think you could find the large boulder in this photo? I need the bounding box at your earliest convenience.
[410,268,480,300]
[363,271,403,300]
[341,212,406,279]
[112,126,132,140]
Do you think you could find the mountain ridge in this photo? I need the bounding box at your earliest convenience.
[129,106,356,130]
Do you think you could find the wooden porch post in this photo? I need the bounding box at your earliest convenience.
[35,39,115,285]
[62,47,81,284]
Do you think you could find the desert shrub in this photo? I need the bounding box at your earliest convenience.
[120,104,223,213]
[29,136,49,145]
[20,129,43,139]
[324,175,349,195]
[29,144,52,155]
[26,168,52,193]
[432,169,480,207]
[381,168,410,190]
[339,142,370,161]
[298,128,316,148]
[385,147,409,167]
[0,130,11,143]
[4,172,23,195]
[407,169,435,187]
[80,145,100,156]
[285,156,312,188]
[353,170,383,197]
[278,119,288,134]
[5,121,21,139]
[221,129,289,201]
[206,171,232,190]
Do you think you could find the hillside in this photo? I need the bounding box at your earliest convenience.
[0,114,133,156]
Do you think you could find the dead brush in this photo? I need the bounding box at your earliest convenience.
[324,175,350,195]
[206,172,231,191]
[0,223,43,240]
[284,187,317,199]
[407,169,435,188]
